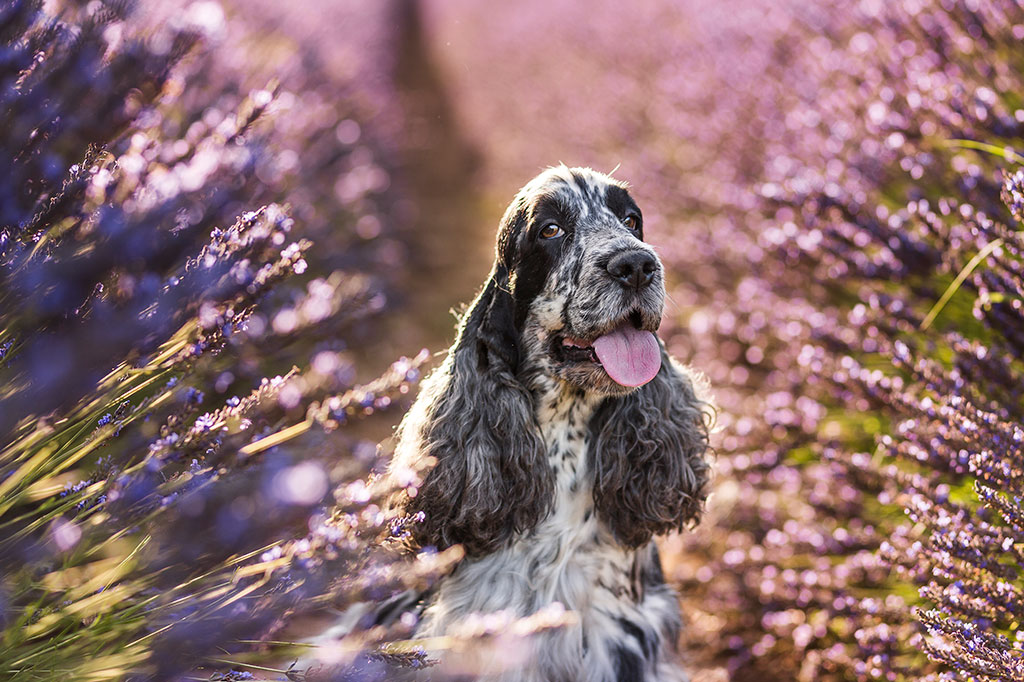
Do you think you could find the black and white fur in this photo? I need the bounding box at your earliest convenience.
[390,166,711,682]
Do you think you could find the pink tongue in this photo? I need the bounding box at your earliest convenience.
[592,326,662,387]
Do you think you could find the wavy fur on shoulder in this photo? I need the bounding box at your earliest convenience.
[396,271,554,556]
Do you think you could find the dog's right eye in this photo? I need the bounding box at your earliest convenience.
[539,223,564,240]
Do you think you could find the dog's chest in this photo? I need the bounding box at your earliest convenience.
[422,385,634,622]
[416,384,683,681]
[523,387,631,603]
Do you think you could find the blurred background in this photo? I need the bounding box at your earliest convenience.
[3,0,1024,680]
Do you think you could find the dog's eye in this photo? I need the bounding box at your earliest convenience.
[539,223,564,240]
[623,215,640,232]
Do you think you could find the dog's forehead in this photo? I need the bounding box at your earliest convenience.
[511,167,637,243]
[525,166,627,216]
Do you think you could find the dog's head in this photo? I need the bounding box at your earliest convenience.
[492,166,665,395]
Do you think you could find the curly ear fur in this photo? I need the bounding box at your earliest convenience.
[589,349,712,548]
[394,266,554,557]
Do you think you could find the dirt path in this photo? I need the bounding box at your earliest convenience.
[234,0,494,366]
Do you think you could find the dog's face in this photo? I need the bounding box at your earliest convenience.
[496,166,666,396]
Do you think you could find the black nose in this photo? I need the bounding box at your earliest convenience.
[606,250,658,290]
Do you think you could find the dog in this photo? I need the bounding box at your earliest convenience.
[389,165,712,681]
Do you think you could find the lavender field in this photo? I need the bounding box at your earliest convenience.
[2,0,1024,680]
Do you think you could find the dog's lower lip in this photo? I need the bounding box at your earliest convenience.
[558,337,600,364]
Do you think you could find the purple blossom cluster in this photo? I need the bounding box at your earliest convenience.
[0,1,458,680]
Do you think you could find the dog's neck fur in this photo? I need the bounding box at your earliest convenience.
[519,317,609,547]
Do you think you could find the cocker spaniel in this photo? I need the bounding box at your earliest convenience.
[390,165,712,682]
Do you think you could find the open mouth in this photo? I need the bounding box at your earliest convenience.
[559,336,600,364]
[553,309,661,387]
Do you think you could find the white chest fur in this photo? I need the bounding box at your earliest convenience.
[417,383,685,682]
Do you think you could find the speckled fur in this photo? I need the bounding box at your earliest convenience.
[390,166,711,682]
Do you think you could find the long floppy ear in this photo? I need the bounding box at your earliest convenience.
[391,264,553,557]
[589,349,712,548]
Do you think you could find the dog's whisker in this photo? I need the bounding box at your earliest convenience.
[664,288,683,312]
